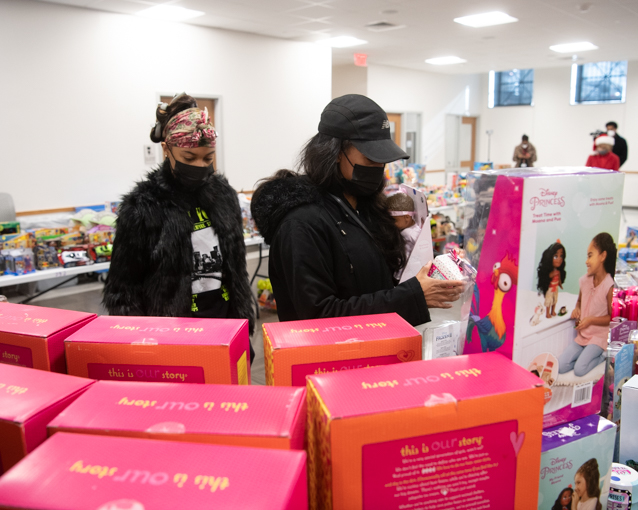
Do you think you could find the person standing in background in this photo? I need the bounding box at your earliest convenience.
[606,121,628,168]
[513,135,537,167]
[586,134,620,171]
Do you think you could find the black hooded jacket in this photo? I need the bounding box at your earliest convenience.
[251,174,430,326]
[103,161,255,342]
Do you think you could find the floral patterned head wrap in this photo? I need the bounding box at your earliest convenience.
[164,107,218,149]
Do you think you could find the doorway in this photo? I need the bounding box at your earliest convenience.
[445,115,477,170]
[387,113,402,148]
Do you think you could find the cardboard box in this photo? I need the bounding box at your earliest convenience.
[0,432,308,510]
[263,313,421,386]
[539,414,616,510]
[48,380,306,450]
[463,167,625,428]
[0,363,94,474]
[65,316,250,385]
[0,302,96,373]
[306,352,545,510]
[620,376,638,470]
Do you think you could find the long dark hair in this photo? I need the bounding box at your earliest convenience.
[577,458,601,510]
[551,487,573,510]
[591,232,617,276]
[298,133,406,274]
[149,93,198,143]
[537,242,566,295]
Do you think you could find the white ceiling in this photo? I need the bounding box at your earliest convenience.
[37,0,638,74]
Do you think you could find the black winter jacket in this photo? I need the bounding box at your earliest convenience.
[103,161,255,339]
[251,174,430,326]
[612,133,628,167]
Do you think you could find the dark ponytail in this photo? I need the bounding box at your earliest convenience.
[591,232,617,276]
[149,93,198,143]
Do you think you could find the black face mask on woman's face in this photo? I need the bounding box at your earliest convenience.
[340,152,385,197]
[167,150,213,190]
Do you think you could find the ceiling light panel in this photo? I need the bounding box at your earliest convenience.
[137,5,205,22]
[425,56,467,65]
[316,36,367,48]
[549,42,598,53]
[454,11,518,28]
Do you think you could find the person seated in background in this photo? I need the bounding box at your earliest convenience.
[513,135,537,167]
[606,121,628,168]
[586,134,620,171]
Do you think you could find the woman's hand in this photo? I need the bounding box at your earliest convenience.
[416,263,465,309]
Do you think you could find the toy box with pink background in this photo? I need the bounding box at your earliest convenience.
[0,363,94,474]
[65,316,250,385]
[0,432,307,510]
[0,302,95,372]
[263,313,421,386]
[48,380,306,450]
[463,168,624,428]
[306,352,545,510]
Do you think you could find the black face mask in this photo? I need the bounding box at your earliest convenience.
[341,152,385,197]
[167,150,213,190]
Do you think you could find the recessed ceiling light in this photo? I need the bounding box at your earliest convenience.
[316,36,367,48]
[137,5,205,22]
[454,11,518,28]
[425,56,467,65]
[549,41,598,53]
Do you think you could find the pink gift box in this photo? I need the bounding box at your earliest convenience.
[48,380,306,450]
[263,313,422,386]
[0,302,96,372]
[0,432,308,510]
[65,316,250,385]
[0,363,94,474]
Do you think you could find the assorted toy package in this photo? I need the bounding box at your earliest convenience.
[263,313,422,386]
[0,363,94,474]
[49,381,306,450]
[0,433,308,510]
[609,463,638,510]
[305,352,545,510]
[0,302,96,373]
[463,167,625,428]
[620,376,638,470]
[65,316,251,385]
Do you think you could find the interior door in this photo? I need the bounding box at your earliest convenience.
[459,116,477,169]
[387,113,402,148]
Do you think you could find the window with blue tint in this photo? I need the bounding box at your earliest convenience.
[571,61,627,104]
[490,69,534,107]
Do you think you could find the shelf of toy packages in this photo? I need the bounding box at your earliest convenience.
[0,262,111,287]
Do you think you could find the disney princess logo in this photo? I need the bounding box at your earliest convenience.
[530,188,565,210]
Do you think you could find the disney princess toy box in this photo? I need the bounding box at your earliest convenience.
[463,168,624,428]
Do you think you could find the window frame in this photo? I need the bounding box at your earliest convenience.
[570,60,628,105]
[488,68,534,108]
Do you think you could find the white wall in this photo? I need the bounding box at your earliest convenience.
[366,65,483,173]
[0,0,331,211]
[332,64,368,98]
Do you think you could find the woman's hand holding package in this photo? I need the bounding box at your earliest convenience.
[416,262,465,309]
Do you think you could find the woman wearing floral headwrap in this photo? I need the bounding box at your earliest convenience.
[104,93,255,362]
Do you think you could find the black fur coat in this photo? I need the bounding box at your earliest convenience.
[103,161,255,336]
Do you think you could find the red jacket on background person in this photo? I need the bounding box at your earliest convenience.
[586,151,620,171]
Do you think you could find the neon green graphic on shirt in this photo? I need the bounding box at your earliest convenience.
[193,207,212,231]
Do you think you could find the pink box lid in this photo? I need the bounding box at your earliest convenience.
[264,313,419,349]
[0,364,95,424]
[49,381,305,438]
[308,352,543,420]
[0,302,95,338]
[64,316,247,346]
[0,432,307,509]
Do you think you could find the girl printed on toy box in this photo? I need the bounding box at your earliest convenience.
[558,233,616,377]
[552,487,573,510]
[537,241,567,320]
[572,459,602,510]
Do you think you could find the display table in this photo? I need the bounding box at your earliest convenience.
[0,237,268,304]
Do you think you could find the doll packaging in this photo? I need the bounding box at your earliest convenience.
[48,380,306,450]
[463,167,624,428]
[306,352,545,510]
[263,313,422,386]
[539,414,616,510]
[0,302,96,373]
[65,316,251,385]
[620,375,638,470]
[0,363,94,474]
[0,432,308,510]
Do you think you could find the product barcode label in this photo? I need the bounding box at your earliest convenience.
[571,381,593,408]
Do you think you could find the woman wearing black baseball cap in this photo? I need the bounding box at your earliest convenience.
[251,94,463,326]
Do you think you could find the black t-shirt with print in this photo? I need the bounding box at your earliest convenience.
[189,206,230,319]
